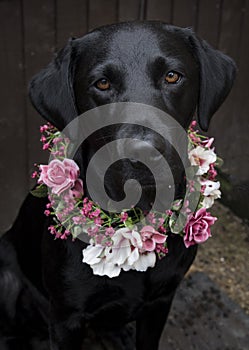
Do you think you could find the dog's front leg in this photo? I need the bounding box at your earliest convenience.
[136,294,175,350]
[49,303,85,350]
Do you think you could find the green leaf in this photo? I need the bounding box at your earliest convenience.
[169,212,178,232]
[30,185,48,198]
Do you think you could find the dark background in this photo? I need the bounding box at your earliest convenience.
[0,0,249,233]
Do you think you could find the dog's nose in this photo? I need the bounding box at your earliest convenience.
[128,140,164,166]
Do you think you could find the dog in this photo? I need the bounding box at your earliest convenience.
[0,21,236,350]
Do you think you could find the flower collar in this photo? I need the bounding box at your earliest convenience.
[32,121,221,278]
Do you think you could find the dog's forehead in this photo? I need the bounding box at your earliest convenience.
[78,23,194,68]
[107,26,190,60]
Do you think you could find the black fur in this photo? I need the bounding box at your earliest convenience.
[0,22,236,350]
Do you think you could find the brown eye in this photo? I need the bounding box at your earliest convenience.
[165,71,181,84]
[95,78,111,90]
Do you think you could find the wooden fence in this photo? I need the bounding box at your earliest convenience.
[0,0,248,232]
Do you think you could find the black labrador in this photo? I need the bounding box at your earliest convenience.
[0,21,236,350]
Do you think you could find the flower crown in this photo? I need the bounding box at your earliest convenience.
[32,121,221,278]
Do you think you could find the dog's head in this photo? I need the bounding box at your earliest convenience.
[29,22,236,211]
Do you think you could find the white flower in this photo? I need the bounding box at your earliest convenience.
[125,251,156,272]
[189,146,217,175]
[201,179,221,208]
[82,227,156,278]
[105,227,138,266]
[82,243,104,265]
[82,243,121,278]
[201,179,220,196]
[91,260,121,278]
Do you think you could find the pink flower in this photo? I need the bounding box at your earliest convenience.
[53,137,62,144]
[40,124,49,133]
[94,217,103,226]
[120,212,128,222]
[90,209,101,218]
[202,137,214,149]
[87,226,100,236]
[40,135,47,143]
[60,230,71,240]
[38,158,79,195]
[31,171,38,179]
[82,201,93,216]
[105,227,115,236]
[183,208,217,248]
[189,133,201,144]
[48,225,57,235]
[158,225,167,233]
[70,179,84,198]
[140,225,167,252]
[208,163,218,180]
[72,216,83,224]
[42,143,50,150]
[56,213,64,221]
[155,243,168,256]
[147,212,156,224]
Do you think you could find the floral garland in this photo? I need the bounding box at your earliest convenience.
[31,121,221,278]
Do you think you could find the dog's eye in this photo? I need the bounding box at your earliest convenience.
[95,78,111,90]
[165,71,181,84]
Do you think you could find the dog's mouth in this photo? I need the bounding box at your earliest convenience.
[82,157,186,213]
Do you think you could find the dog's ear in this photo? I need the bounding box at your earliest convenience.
[29,38,77,130]
[190,35,237,131]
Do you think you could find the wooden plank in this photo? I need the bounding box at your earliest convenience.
[23,0,56,181]
[236,1,249,112]
[146,0,172,23]
[118,0,141,22]
[0,0,27,232]
[208,0,245,181]
[88,0,118,30]
[226,0,249,182]
[218,0,244,61]
[196,0,221,47]
[172,0,198,29]
[56,0,88,49]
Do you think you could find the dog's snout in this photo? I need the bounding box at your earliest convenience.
[128,140,164,165]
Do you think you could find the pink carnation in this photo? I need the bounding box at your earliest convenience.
[183,208,217,248]
[140,225,167,252]
[38,158,79,195]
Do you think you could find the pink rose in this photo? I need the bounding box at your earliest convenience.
[38,158,79,195]
[183,208,217,248]
[140,225,167,252]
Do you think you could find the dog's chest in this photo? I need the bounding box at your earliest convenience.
[65,269,148,328]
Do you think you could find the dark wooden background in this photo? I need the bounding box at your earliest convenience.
[0,0,249,233]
